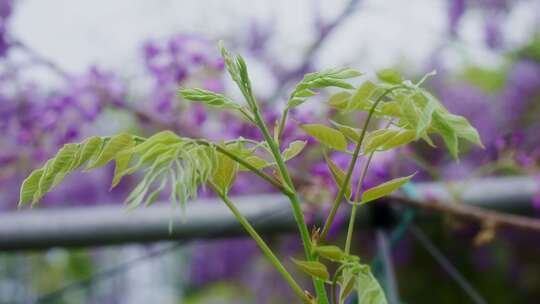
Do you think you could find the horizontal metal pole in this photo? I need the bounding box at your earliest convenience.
[0,177,537,251]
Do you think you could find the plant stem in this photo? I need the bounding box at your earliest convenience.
[195,140,293,195]
[277,108,289,141]
[247,93,329,304]
[209,182,310,303]
[320,87,399,241]
[344,152,374,254]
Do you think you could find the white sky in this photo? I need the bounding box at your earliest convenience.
[9,0,540,80]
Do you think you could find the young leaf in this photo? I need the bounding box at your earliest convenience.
[111,139,136,188]
[282,140,307,161]
[315,245,345,261]
[219,40,242,87]
[348,81,377,110]
[36,144,79,202]
[211,150,239,194]
[239,155,271,171]
[86,133,134,170]
[288,68,362,108]
[340,269,357,303]
[376,69,402,84]
[379,130,416,152]
[363,130,399,154]
[330,120,362,142]
[179,88,240,109]
[323,153,352,199]
[292,258,329,281]
[300,124,348,151]
[357,265,388,304]
[18,168,45,207]
[432,111,459,159]
[74,136,103,168]
[360,173,416,204]
[328,91,352,110]
[440,112,484,148]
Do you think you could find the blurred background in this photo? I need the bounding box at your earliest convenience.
[1,0,540,303]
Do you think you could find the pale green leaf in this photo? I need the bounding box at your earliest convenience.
[377,69,402,84]
[239,155,271,171]
[432,111,459,159]
[18,168,44,207]
[323,153,352,199]
[440,112,484,148]
[357,265,388,304]
[360,173,416,204]
[349,81,377,110]
[292,258,329,281]
[315,245,345,261]
[330,120,362,142]
[300,124,348,151]
[282,140,307,161]
[328,91,352,110]
[179,88,240,109]
[111,139,136,188]
[74,136,103,168]
[86,133,134,169]
[288,68,362,108]
[211,150,238,194]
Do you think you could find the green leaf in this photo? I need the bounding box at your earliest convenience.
[36,144,79,203]
[18,168,45,207]
[74,136,103,168]
[432,111,459,159]
[379,101,401,117]
[380,130,416,151]
[328,91,352,110]
[282,140,307,160]
[349,81,377,110]
[212,149,238,194]
[340,269,357,303]
[323,153,352,199]
[330,121,362,142]
[111,139,136,188]
[219,40,242,87]
[360,173,416,204]
[239,155,271,171]
[357,265,388,304]
[440,112,484,148]
[86,133,134,169]
[377,69,402,84]
[300,124,348,151]
[363,130,398,153]
[292,258,329,281]
[288,68,362,108]
[179,88,240,109]
[315,245,345,261]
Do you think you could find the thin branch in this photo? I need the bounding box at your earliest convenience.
[388,196,540,233]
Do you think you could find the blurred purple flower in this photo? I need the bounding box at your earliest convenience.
[448,0,466,35]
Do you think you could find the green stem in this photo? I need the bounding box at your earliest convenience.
[320,87,399,241]
[195,140,293,195]
[248,94,329,304]
[277,108,289,142]
[344,152,374,254]
[210,182,310,303]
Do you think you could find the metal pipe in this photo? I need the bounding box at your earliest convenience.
[0,177,537,251]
